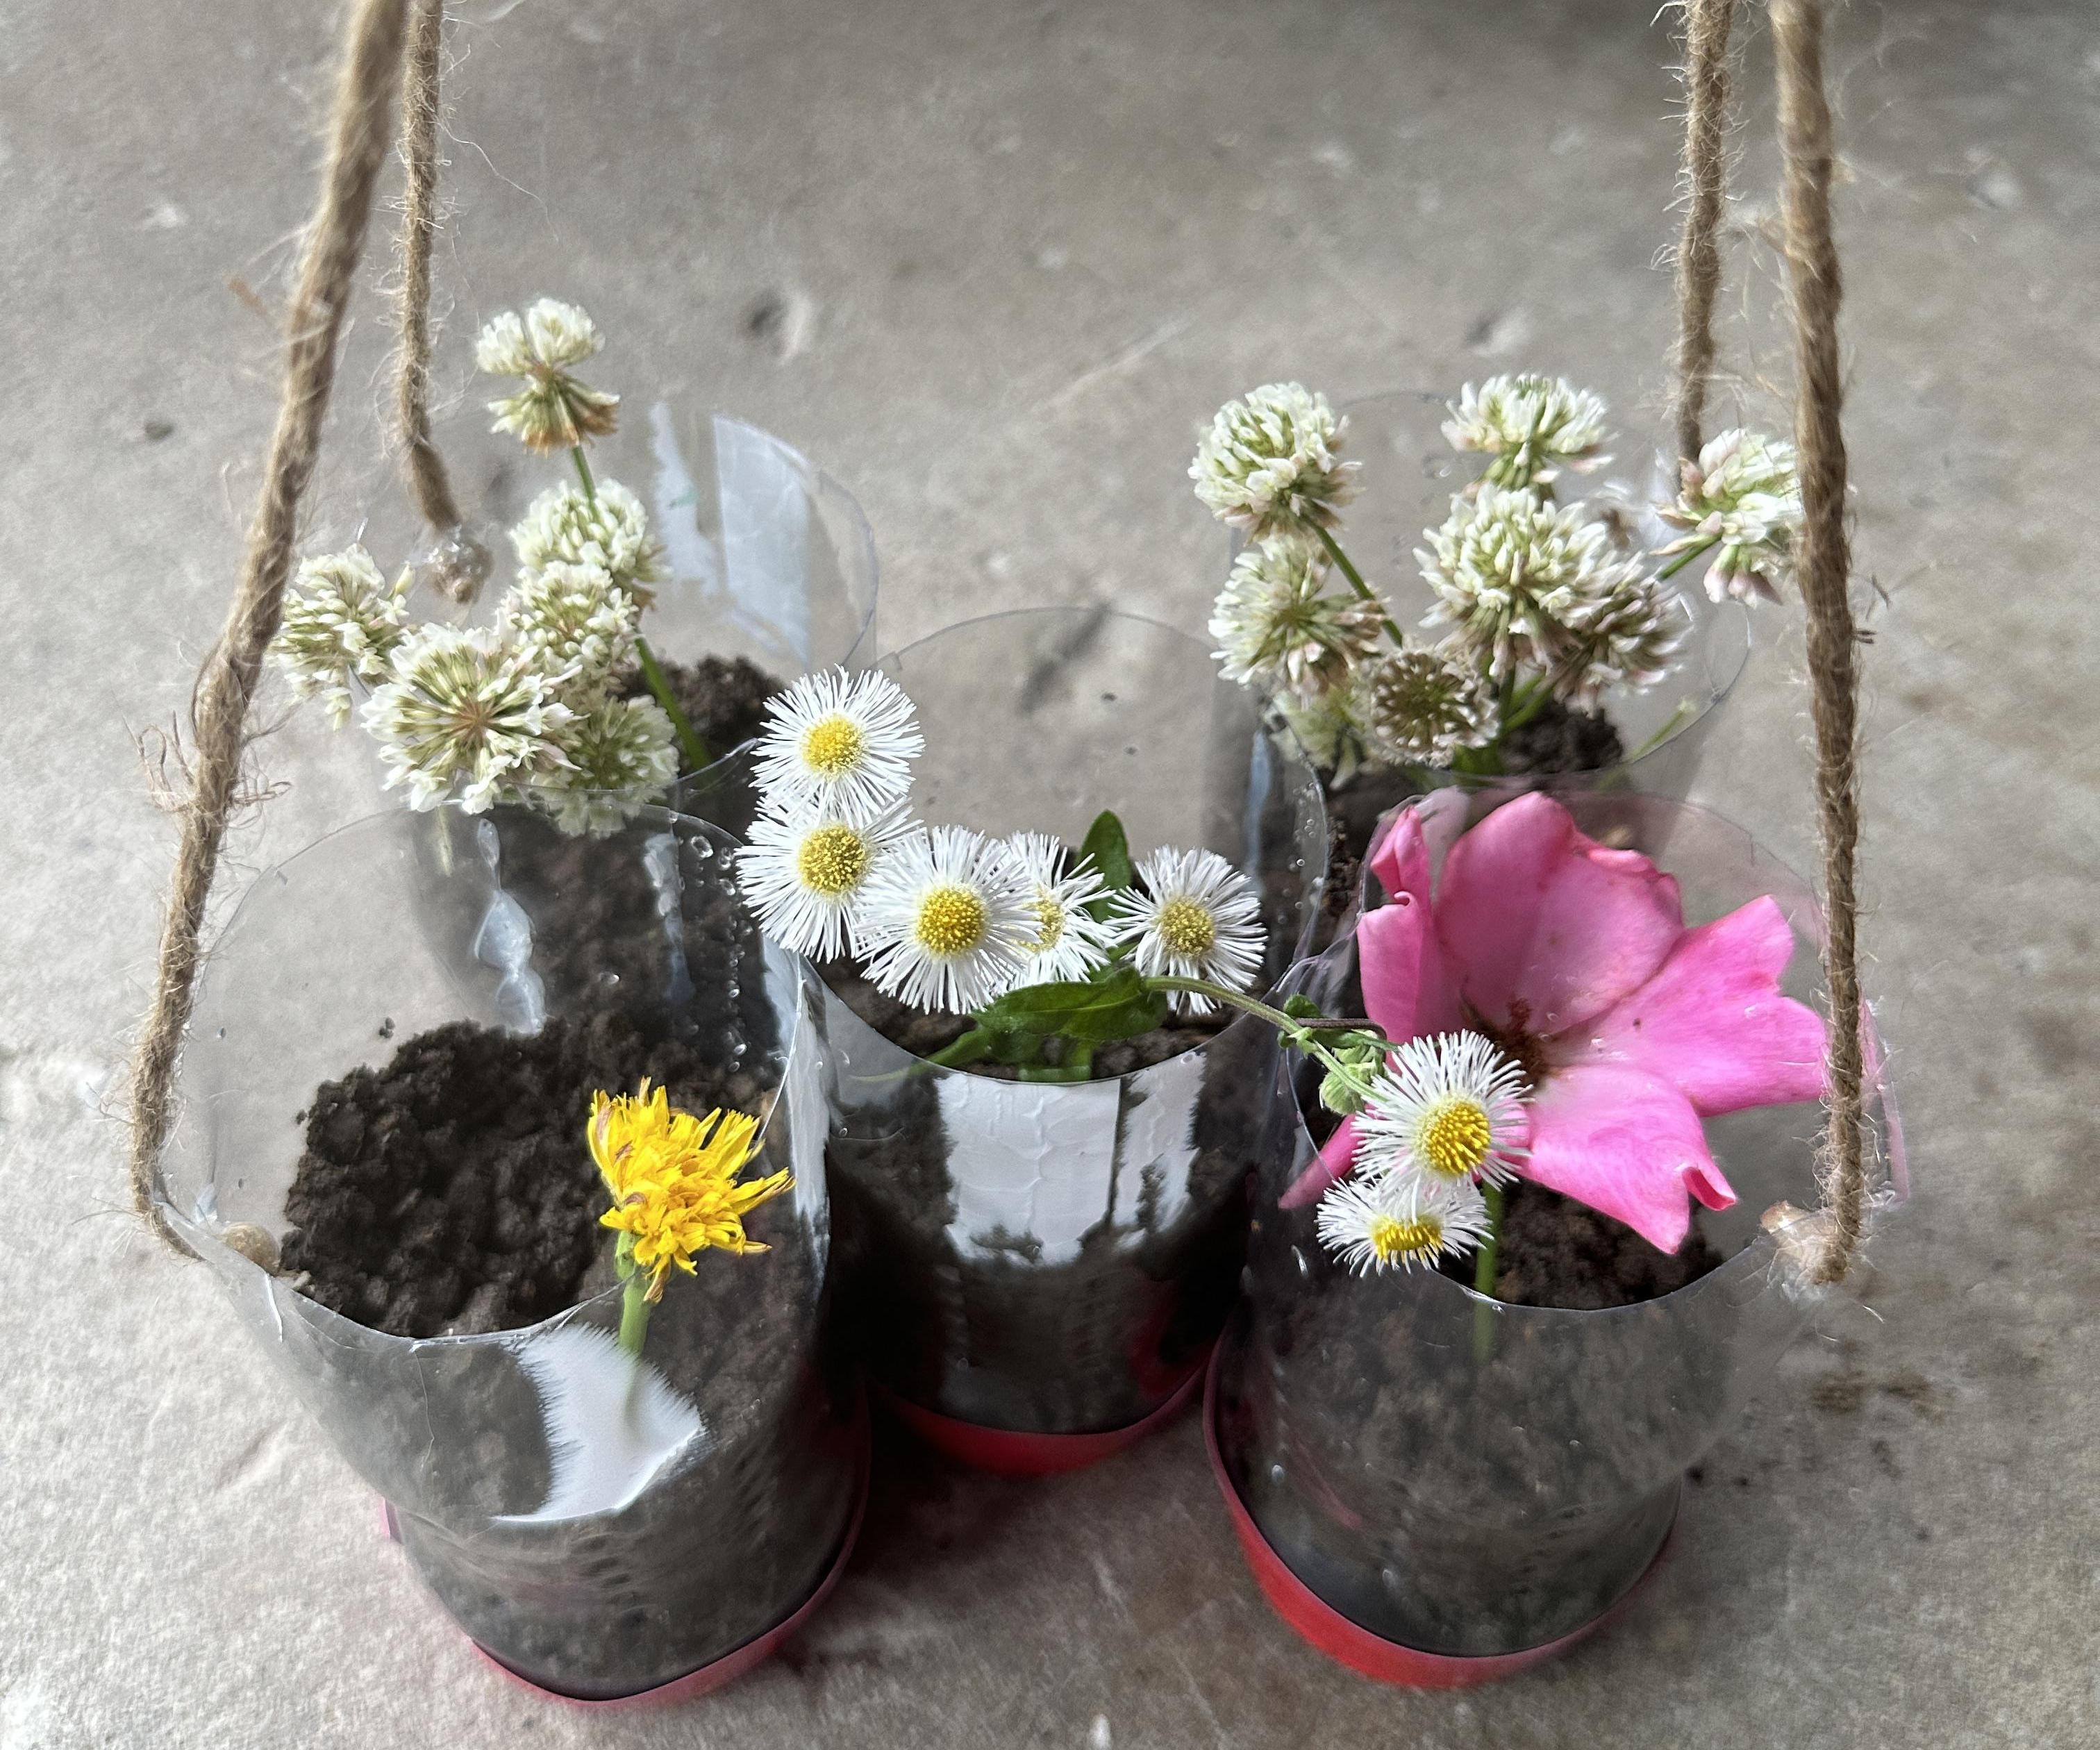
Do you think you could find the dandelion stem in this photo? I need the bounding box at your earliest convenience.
[618,1272,653,1356]
[1471,1182,1504,1364]
[1312,525,1407,645]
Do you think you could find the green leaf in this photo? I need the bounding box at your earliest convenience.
[1281,993,1321,1022]
[1078,810,1134,892]
[976,965,1167,1047]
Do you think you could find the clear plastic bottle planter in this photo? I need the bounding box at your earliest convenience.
[1207,790,1906,1684]
[819,608,1330,1471]
[154,804,865,1703]
[1258,391,1750,858]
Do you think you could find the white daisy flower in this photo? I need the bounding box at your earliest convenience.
[1003,832,1117,986]
[1209,533,1385,697]
[1657,427,1803,606]
[1418,483,1667,690]
[738,799,914,962]
[1190,383,1360,542]
[272,545,410,726]
[1442,374,1611,492]
[1109,847,1265,1014]
[511,480,664,603]
[501,560,640,703]
[526,696,679,837]
[1315,1172,1492,1275]
[1353,642,1497,769]
[1352,1031,1531,1194]
[855,826,1038,1014]
[362,625,572,814]
[751,667,924,825]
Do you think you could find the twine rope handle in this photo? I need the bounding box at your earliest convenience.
[1670,0,1740,462]
[1771,0,1868,1283]
[127,0,414,1250]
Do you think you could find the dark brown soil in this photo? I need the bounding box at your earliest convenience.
[1433,1176,1724,1310]
[281,1010,774,1338]
[621,653,781,770]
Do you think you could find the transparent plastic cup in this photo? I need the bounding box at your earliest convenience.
[156,804,862,1700]
[817,608,1330,1449]
[1210,790,1905,1669]
[1242,390,1751,858]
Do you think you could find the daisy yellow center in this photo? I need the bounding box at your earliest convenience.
[800,713,866,778]
[1030,892,1067,952]
[795,823,869,897]
[1415,1096,1493,1181]
[915,885,988,958]
[1368,1211,1443,1267]
[1156,896,1216,958]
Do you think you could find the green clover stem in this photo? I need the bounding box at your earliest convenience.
[1310,525,1408,645]
[1656,538,1712,582]
[570,444,598,500]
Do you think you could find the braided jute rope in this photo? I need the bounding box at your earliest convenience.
[127,0,413,1250]
[1771,0,1869,1284]
[394,0,489,601]
[1670,0,1739,462]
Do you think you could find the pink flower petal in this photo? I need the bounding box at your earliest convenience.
[1558,896,1829,1116]
[1367,789,1469,906]
[1435,792,1685,1038]
[1356,891,1462,1046]
[1522,1063,1735,1254]
[1280,1115,1359,1210]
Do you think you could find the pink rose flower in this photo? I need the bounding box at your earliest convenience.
[1284,791,1829,1253]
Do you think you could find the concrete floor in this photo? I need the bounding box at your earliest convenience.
[3,0,2095,1743]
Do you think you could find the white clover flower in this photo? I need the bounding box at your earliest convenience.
[1209,534,1385,697]
[1352,1032,1531,1199]
[855,826,1038,1014]
[1315,1172,1492,1275]
[751,667,923,826]
[511,480,663,603]
[738,798,915,961]
[1442,374,1612,492]
[1003,832,1117,987]
[1549,563,1684,703]
[1190,383,1360,541]
[500,560,640,704]
[1275,686,1370,782]
[1108,847,1265,1015]
[478,298,618,453]
[362,625,572,814]
[1419,484,1665,690]
[1354,642,1497,769]
[524,696,679,836]
[272,546,411,726]
[1658,427,1803,605]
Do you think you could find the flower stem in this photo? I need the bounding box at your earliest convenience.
[1471,1182,1504,1364]
[618,1272,653,1356]
[636,636,711,772]
[1656,538,1712,582]
[571,444,598,501]
[1311,524,1408,645]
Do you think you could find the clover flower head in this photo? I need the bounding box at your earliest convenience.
[1191,383,1360,541]
[752,666,924,826]
[1419,484,1671,696]
[478,298,619,453]
[1315,1172,1492,1275]
[738,797,915,962]
[361,624,572,813]
[525,696,678,836]
[1353,642,1497,769]
[855,826,1038,1014]
[1108,847,1265,1015]
[512,480,663,604]
[501,560,640,704]
[272,545,411,726]
[590,1082,788,1299]
[1442,374,1611,492]
[1210,533,1385,697]
[1658,427,1803,605]
[1275,685,1370,782]
[1003,832,1118,987]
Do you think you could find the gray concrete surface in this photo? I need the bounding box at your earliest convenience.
[3,0,2095,1743]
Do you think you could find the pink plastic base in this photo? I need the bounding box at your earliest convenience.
[881,1349,1208,1476]
[381,1402,870,1708]
[1203,1345,1674,1688]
